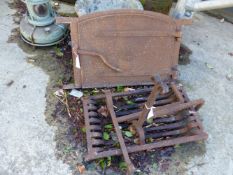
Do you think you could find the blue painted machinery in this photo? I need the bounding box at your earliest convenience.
[20,0,67,46]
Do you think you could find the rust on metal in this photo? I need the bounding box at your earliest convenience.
[56,9,206,173]
[82,74,208,173]
[132,74,170,145]
[105,90,135,175]
[56,10,192,88]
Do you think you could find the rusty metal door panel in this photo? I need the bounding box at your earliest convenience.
[57,10,191,88]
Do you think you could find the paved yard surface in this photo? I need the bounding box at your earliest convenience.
[180,13,233,175]
[0,0,233,175]
[0,1,71,175]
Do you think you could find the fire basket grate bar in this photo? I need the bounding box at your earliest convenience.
[82,73,208,174]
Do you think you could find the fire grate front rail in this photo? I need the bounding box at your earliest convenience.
[82,74,208,174]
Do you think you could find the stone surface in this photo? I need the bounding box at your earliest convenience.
[179,13,233,175]
[0,1,72,175]
[208,7,233,24]
[51,0,76,15]
[74,0,143,16]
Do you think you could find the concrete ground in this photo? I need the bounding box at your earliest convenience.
[0,0,233,175]
[180,13,233,175]
[0,1,71,175]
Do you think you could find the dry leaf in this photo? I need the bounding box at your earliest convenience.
[77,164,85,174]
[97,106,109,117]
[124,87,135,92]
[27,58,35,63]
[54,2,59,6]
[226,73,233,81]
[54,89,64,97]
[6,80,14,87]
[205,62,214,69]
[189,110,196,115]
[228,52,233,57]
[147,137,154,143]
[134,138,140,144]
[129,125,136,135]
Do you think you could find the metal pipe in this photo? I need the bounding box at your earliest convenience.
[186,0,233,12]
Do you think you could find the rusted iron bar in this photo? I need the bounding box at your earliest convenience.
[83,98,95,158]
[133,75,169,144]
[117,99,204,123]
[105,91,135,175]
[91,87,152,100]
[91,87,174,100]
[115,96,177,117]
[145,121,200,139]
[85,133,208,161]
[144,114,198,133]
[145,120,186,133]
[82,74,208,172]
[171,82,185,102]
[178,86,205,131]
